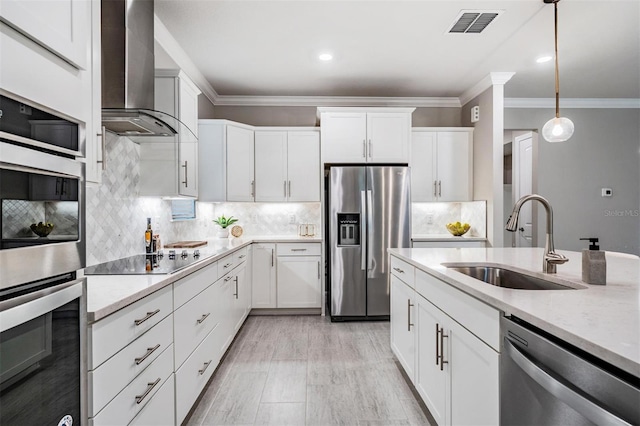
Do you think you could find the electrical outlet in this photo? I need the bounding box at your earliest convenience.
[252,213,258,223]
[289,214,296,224]
[19,104,32,115]
[426,213,434,225]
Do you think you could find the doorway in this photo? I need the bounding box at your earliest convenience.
[503,131,538,247]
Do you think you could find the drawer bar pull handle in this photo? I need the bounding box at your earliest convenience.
[238,254,246,259]
[134,309,160,326]
[199,360,213,375]
[223,262,233,268]
[135,378,161,404]
[224,275,234,282]
[407,299,414,331]
[134,344,161,365]
[393,267,404,274]
[291,248,307,252]
[197,313,211,324]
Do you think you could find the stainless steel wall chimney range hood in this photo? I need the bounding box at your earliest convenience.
[101,0,194,142]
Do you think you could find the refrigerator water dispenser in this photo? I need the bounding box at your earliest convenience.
[337,213,360,246]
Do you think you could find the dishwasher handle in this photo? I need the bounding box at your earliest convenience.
[504,338,632,426]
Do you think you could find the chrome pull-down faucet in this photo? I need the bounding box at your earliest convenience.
[506,194,568,273]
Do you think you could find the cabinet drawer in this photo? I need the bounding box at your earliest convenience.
[92,343,174,426]
[415,269,500,351]
[276,242,321,256]
[174,281,220,369]
[90,285,172,369]
[218,254,235,276]
[174,260,218,310]
[89,314,173,416]
[390,256,415,287]
[176,324,224,424]
[129,373,175,426]
[233,246,249,264]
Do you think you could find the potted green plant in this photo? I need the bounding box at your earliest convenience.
[213,214,238,238]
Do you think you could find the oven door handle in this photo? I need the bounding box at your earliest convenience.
[0,278,84,332]
[504,337,631,426]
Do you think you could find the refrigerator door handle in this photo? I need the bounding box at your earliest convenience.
[367,189,373,271]
[361,190,367,271]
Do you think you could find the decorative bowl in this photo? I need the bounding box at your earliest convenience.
[30,222,54,237]
[446,222,470,237]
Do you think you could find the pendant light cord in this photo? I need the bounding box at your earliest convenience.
[554,0,560,118]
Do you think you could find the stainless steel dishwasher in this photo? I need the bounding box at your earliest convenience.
[500,316,640,425]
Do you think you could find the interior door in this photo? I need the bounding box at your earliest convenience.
[514,133,534,247]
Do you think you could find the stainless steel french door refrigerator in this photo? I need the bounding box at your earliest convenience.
[328,166,411,320]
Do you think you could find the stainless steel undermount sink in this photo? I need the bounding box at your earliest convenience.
[446,265,580,290]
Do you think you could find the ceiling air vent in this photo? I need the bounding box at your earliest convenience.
[448,10,502,34]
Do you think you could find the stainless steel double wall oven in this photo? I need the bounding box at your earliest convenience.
[0,92,87,425]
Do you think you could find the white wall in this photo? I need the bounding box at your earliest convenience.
[505,108,640,255]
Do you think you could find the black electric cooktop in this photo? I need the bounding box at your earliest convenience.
[84,251,207,275]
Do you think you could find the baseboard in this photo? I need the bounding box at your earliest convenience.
[249,308,322,316]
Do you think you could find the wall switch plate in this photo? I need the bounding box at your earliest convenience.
[289,214,296,224]
[426,213,434,225]
[602,188,613,197]
[471,105,480,123]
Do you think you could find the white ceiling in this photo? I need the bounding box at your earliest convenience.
[154,0,640,102]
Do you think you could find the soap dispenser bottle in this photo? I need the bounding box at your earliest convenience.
[580,237,606,285]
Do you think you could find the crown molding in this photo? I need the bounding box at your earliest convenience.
[505,98,640,109]
[154,15,220,105]
[211,95,461,108]
[459,72,516,106]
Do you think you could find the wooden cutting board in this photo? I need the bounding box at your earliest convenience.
[164,241,208,248]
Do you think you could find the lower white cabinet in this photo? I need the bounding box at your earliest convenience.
[390,274,416,380]
[129,374,176,426]
[88,246,253,426]
[252,243,276,308]
[276,256,322,308]
[390,254,499,426]
[92,344,174,426]
[275,243,322,309]
[175,324,224,423]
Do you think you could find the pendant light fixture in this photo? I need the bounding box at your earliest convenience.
[541,0,574,143]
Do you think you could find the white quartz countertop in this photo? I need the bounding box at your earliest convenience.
[85,235,321,322]
[388,247,640,377]
[412,234,487,241]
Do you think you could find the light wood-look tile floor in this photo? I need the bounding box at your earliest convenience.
[186,315,434,426]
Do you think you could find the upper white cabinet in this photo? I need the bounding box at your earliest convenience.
[319,108,413,164]
[254,129,320,202]
[411,128,473,202]
[137,70,201,198]
[155,70,201,138]
[0,0,89,69]
[198,120,255,202]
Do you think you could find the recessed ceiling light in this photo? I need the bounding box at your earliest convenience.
[319,53,333,61]
[536,56,553,64]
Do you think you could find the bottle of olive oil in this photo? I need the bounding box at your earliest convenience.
[145,218,153,253]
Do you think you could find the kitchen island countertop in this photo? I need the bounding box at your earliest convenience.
[388,247,640,377]
[85,235,321,322]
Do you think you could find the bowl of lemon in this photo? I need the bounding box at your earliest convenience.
[446,222,470,237]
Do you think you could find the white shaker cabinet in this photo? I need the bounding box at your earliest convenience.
[254,129,321,202]
[411,129,473,202]
[85,0,104,185]
[390,274,416,381]
[198,120,254,202]
[390,253,500,426]
[275,243,322,308]
[319,108,413,164]
[252,243,277,308]
[155,70,201,137]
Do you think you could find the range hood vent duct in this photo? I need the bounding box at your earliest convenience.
[448,10,502,34]
[101,0,193,142]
